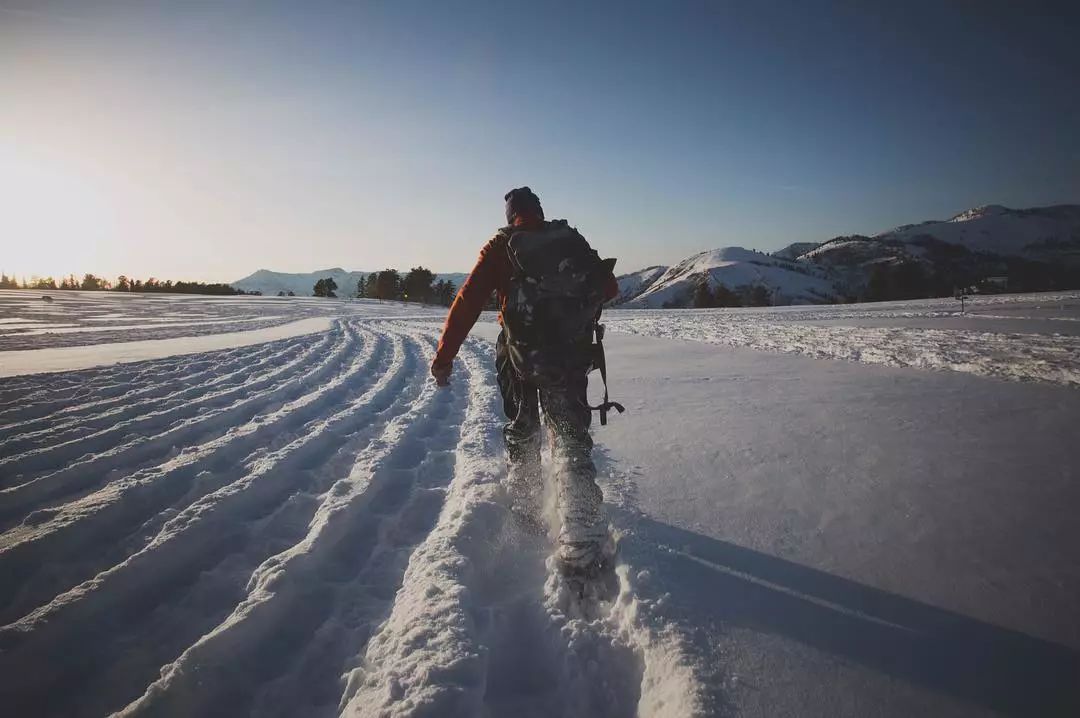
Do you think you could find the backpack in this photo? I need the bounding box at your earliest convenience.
[501,220,625,424]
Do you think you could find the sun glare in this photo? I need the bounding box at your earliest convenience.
[0,141,120,280]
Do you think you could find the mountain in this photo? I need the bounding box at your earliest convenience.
[620,247,839,308]
[801,204,1080,268]
[232,268,468,297]
[613,265,668,304]
[772,242,821,260]
[613,203,1080,307]
[242,204,1079,303]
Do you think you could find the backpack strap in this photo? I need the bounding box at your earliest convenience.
[588,319,625,426]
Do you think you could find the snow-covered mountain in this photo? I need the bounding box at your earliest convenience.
[797,235,907,269]
[613,265,668,304]
[804,204,1080,266]
[613,203,1080,307]
[232,268,468,297]
[620,247,839,308]
[772,242,821,260]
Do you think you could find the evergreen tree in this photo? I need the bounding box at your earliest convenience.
[748,285,771,307]
[692,279,715,308]
[313,277,338,297]
[80,273,104,291]
[433,279,457,306]
[403,266,435,303]
[713,283,740,307]
[374,269,400,301]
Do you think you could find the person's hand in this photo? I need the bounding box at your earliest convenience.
[431,361,451,387]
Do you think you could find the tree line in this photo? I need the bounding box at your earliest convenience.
[0,273,258,295]
[308,267,458,306]
[689,279,771,308]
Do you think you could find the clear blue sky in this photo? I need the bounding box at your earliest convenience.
[2,0,1077,281]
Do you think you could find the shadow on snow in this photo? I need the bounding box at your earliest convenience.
[612,506,1080,717]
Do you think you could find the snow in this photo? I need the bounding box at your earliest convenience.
[0,317,332,378]
[622,247,838,307]
[614,204,1080,303]
[605,291,1080,387]
[614,266,668,304]
[770,242,821,261]
[0,289,445,373]
[947,204,1009,223]
[596,332,1080,716]
[878,203,1080,259]
[1,291,1078,716]
[797,236,902,267]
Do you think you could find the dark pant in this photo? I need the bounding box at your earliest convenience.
[496,331,606,565]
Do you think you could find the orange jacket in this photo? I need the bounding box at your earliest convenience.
[432,220,618,369]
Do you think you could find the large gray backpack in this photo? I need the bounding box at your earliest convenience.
[501,220,624,424]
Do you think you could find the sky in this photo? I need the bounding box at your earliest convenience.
[1,0,1078,283]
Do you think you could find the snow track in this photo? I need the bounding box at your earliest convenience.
[0,317,702,717]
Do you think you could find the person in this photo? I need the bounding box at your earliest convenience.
[431,187,620,578]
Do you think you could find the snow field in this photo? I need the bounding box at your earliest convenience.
[0,315,705,717]
[5,290,1077,716]
[606,291,1080,387]
[0,290,303,351]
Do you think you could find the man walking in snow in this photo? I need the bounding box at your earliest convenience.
[431,187,620,579]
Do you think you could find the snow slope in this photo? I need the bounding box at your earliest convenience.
[882,204,1080,259]
[1,292,1078,716]
[232,269,469,297]
[611,204,1080,309]
[613,266,668,304]
[622,247,839,307]
[771,241,821,260]
[799,204,1080,268]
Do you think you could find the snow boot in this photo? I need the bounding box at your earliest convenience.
[555,532,619,603]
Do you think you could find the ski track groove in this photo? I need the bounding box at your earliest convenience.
[0,327,388,622]
[0,315,698,718]
[0,337,289,427]
[0,323,434,716]
[0,324,359,516]
[0,323,353,481]
[0,333,319,451]
[0,339,293,427]
[0,332,330,481]
[115,324,461,718]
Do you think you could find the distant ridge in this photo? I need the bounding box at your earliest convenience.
[613,203,1080,307]
[232,268,468,297]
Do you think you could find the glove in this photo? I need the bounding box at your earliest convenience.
[431,361,452,387]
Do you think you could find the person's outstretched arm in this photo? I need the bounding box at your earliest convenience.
[431,235,503,384]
